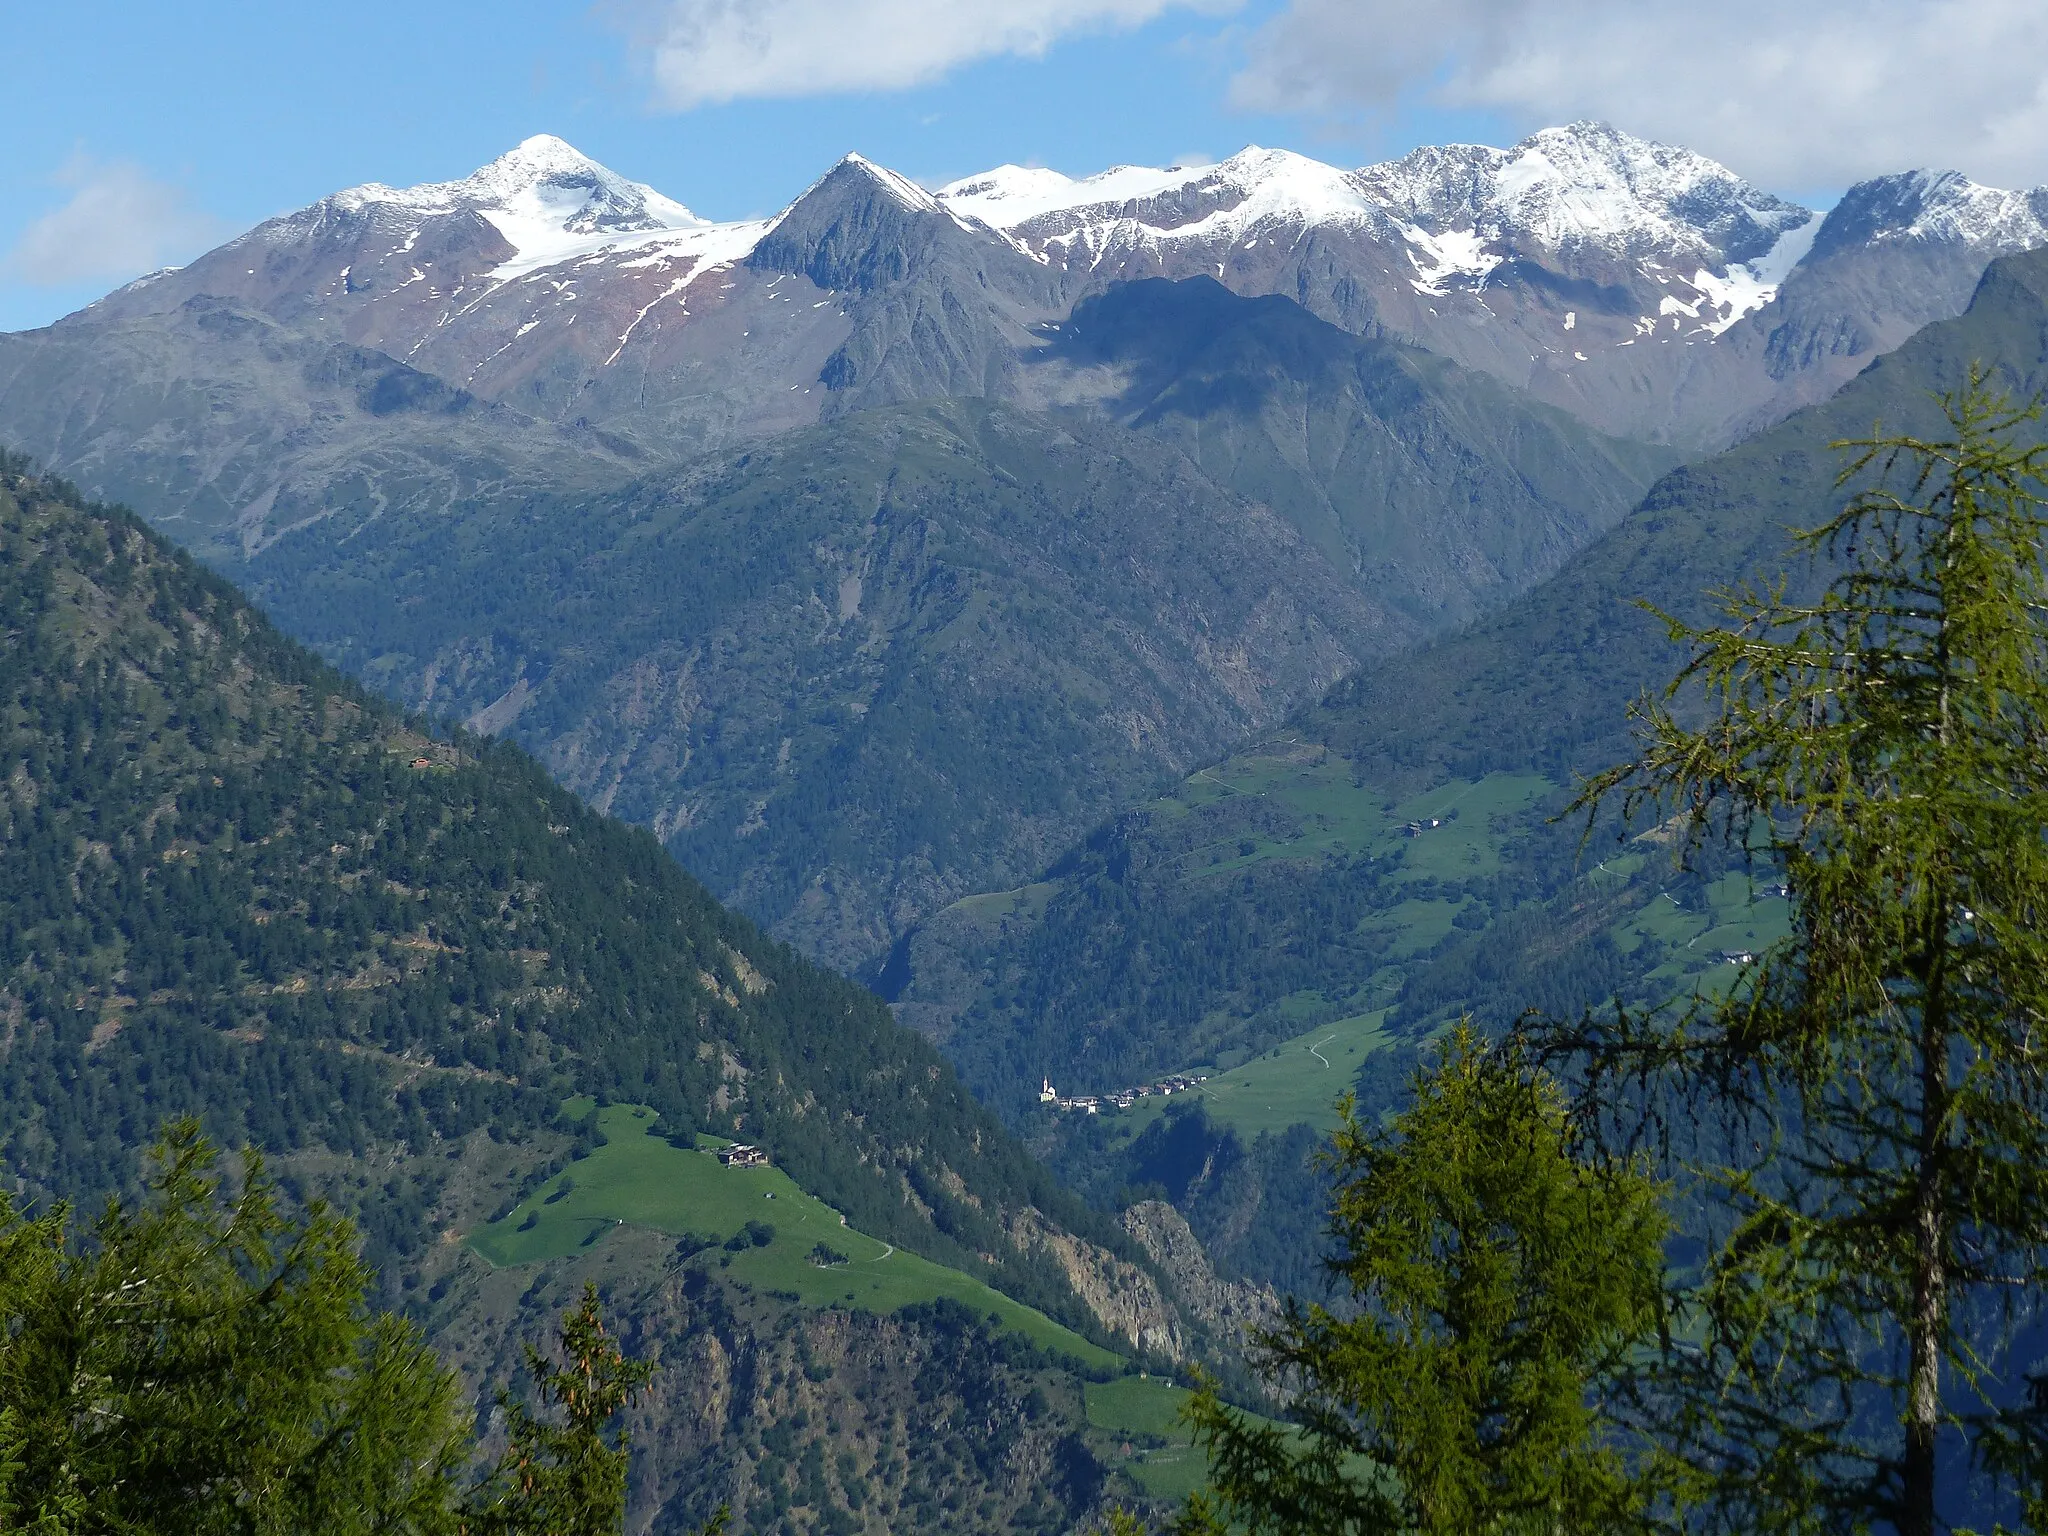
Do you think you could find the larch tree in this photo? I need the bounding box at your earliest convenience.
[1559,374,2048,1534]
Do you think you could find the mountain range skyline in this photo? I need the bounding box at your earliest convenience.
[58,117,2048,321]
[13,0,2048,335]
[11,108,2045,982]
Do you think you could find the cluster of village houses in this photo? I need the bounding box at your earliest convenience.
[1038,1073,1207,1115]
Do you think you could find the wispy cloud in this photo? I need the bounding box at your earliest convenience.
[1231,0,2048,190]
[7,153,228,288]
[613,0,1225,109]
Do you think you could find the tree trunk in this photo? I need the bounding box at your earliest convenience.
[1901,1195,1941,1536]
[1901,942,1949,1536]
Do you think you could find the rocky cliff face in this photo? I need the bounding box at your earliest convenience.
[432,1226,1117,1536]
[1003,1209,1185,1361]
[1121,1201,1278,1347]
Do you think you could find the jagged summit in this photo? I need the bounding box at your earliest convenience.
[1363,121,1812,264]
[293,136,714,282]
[1811,168,2048,260]
[40,122,2048,463]
[940,123,1809,274]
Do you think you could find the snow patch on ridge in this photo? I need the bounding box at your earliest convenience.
[491,216,771,286]
[1682,213,1822,334]
[1405,225,1500,295]
[940,160,1215,227]
[939,147,1377,238]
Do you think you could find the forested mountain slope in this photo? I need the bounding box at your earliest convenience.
[891,247,2048,1241]
[232,396,1402,968]
[0,457,1279,1530]
[0,455,1170,1336]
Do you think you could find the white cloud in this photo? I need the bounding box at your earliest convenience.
[1232,0,2048,191]
[7,154,227,287]
[616,0,1220,109]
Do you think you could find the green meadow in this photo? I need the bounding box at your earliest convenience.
[468,1104,1121,1371]
[1087,1377,1209,1500]
[1085,1375,1335,1502]
[1613,869,1794,985]
[1121,1010,1392,1139]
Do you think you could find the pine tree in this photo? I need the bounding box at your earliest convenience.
[467,1282,715,1536]
[0,1120,470,1534]
[1561,374,2048,1533]
[1176,1023,1670,1535]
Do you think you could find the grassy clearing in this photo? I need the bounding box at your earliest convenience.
[1175,743,1392,877]
[1387,774,1555,882]
[1088,1376,1208,1500]
[1086,1376,1326,1502]
[1613,870,1792,986]
[944,880,1062,923]
[1122,1011,1391,1139]
[1370,896,1465,958]
[467,1105,1121,1371]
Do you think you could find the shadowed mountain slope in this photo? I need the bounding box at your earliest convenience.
[232,396,1402,968]
[207,280,1670,969]
[1027,277,1674,628]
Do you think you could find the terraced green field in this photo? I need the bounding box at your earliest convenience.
[468,1105,1121,1370]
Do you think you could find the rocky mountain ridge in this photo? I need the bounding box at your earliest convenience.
[60,123,2048,455]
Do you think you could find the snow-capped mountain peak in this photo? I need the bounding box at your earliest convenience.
[937,125,1806,283]
[1810,168,2048,261]
[322,135,709,281]
[938,146,1374,236]
[1358,121,1810,267]
[833,153,946,214]
[933,164,1081,220]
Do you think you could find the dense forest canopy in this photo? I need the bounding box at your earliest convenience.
[0,454,1119,1333]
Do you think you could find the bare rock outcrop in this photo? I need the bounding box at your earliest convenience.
[1122,1200,1279,1349]
[1006,1208,1186,1360]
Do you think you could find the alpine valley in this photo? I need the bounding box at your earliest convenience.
[6,115,2048,1533]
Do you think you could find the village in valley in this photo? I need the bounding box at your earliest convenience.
[1039,1072,1208,1115]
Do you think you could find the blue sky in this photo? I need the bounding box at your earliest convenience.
[0,1,1486,332]
[7,0,2043,334]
